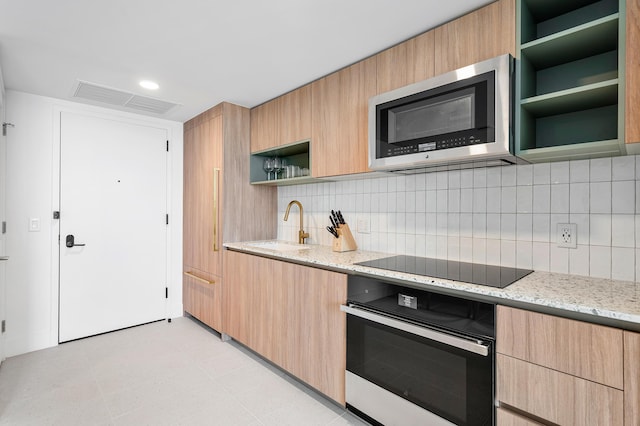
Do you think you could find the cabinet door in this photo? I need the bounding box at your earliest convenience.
[183,113,223,277]
[182,269,222,331]
[626,0,640,144]
[434,0,515,74]
[311,57,377,177]
[497,354,624,425]
[250,85,311,153]
[624,331,640,426]
[376,30,436,94]
[223,250,347,404]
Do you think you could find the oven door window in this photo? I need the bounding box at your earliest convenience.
[347,315,493,426]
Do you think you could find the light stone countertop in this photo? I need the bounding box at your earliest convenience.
[224,240,640,330]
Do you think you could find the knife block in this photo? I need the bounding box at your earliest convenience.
[332,223,358,252]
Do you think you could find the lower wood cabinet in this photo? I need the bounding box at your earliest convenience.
[223,250,347,405]
[496,305,640,426]
[182,269,222,331]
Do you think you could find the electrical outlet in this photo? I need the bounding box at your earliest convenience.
[557,223,577,248]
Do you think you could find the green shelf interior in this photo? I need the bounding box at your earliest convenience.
[520,79,618,116]
[250,140,311,184]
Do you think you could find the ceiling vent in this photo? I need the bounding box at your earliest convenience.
[73,81,179,115]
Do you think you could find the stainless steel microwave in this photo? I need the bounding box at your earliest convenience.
[369,54,519,172]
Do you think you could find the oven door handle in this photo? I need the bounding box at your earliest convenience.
[341,304,490,357]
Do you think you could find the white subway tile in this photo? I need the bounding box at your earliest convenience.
[448,170,461,189]
[549,245,569,274]
[501,166,516,186]
[551,184,569,213]
[611,214,635,248]
[448,236,460,261]
[590,157,612,182]
[570,159,590,183]
[473,238,487,263]
[517,186,533,213]
[501,186,517,213]
[415,173,426,191]
[425,190,437,213]
[473,213,487,238]
[551,161,570,184]
[415,191,426,213]
[533,163,551,185]
[487,187,501,213]
[396,191,406,213]
[569,213,590,246]
[474,168,487,188]
[448,189,461,212]
[516,241,533,269]
[405,234,416,256]
[532,214,550,242]
[486,239,501,265]
[486,167,501,187]
[533,185,551,213]
[460,237,474,262]
[436,235,448,258]
[437,213,448,236]
[405,175,417,192]
[437,189,448,212]
[448,213,460,237]
[426,173,437,190]
[532,242,550,271]
[636,248,640,281]
[501,213,517,240]
[516,214,533,241]
[425,213,437,235]
[415,212,426,235]
[473,188,487,212]
[415,235,427,257]
[437,171,448,190]
[590,245,611,279]
[611,247,635,281]
[406,192,416,213]
[589,182,611,214]
[426,236,437,257]
[486,213,501,239]
[590,214,612,246]
[569,183,590,214]
[500,240,516,267]
[612,156,635,181]
[612,180,635,214]
[569,245,590,276]
[406,213,417,235]
[460,188,474,213]
[461,169,474,189]
[460,213,473,238]
[517,164,533,186]
[386,192,397,213]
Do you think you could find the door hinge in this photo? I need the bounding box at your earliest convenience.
[166,140,169,152]
[1,320,5,333]
[2,122,14,136]
[53,211,60,219]
[165,287,168,299]
[1,221,5,234]
[166,214,169,225]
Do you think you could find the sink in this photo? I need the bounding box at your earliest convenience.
[245,241,311,252]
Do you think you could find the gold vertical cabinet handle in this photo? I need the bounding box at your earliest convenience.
[212,168,220,252]
[184,271,216,285]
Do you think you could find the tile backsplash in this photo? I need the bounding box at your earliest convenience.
[277,155,640,282]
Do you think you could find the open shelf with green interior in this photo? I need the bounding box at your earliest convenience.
[250,140,316,185]
[516,0,625,161]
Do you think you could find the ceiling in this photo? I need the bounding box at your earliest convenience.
[0,0,493,123]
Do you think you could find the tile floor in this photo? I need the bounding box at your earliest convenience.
[0,317,370,425]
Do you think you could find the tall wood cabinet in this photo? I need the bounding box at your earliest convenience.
[223,250,348,405]
[183,103,276,332]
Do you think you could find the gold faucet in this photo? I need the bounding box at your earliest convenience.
[284,200,309,244]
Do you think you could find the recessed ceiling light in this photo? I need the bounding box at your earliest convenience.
[139,80,159,90]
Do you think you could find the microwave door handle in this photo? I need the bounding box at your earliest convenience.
[340,304,490,357]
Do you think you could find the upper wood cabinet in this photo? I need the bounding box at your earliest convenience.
[311,57,377,178]
[626,0,640,144]
[375,30,436,94]
[250,84,312,153]
[434,0,516,74]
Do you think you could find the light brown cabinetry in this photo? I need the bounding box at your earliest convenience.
[496,305,630,425]
[223,250,348,404]
[626,0,640,144]
[183,103,276,332]
[250,85,312,152]
[624,331,640,425]
[434,0,516,74]
[311,57,377,178]
[375,30,436,94]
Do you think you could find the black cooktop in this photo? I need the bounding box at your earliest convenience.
[355,255,533,288]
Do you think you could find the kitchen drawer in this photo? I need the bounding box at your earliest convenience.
[496,407,542,426]
[497,354,624,425]
[183,268,222,332]
[496,305,624,389]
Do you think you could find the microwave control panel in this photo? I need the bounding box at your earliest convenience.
[383,132,488,157]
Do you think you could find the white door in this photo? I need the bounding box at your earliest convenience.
[59,112,168,342]
[0,102,7,362]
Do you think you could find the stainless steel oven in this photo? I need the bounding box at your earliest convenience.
[342,275,496,426]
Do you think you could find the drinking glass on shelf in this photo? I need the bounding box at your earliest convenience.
[263,157,274,180]
[280,158,288,179]
[273,157,282,180]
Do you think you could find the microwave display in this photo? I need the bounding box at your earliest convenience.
[376,71,495,159]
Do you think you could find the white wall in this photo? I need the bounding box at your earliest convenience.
[5,90,183,357]
[279,157,640,281]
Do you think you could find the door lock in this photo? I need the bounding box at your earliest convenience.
[65,234,86,248]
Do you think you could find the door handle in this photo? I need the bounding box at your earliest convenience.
[65,234,86,248]
[0,256,8,261]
